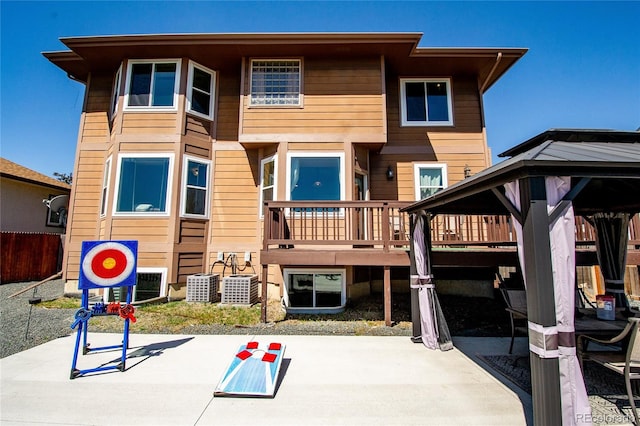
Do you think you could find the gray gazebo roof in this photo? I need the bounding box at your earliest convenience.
[403,129,640,216]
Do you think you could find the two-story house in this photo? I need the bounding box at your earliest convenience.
[44,33,526,320]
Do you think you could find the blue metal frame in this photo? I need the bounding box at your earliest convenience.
[69,286,135,379]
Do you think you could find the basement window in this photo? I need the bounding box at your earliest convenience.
[283,269,346,314]
[105,268,167,303]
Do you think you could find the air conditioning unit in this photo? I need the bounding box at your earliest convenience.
[221,274,259,305]
[186,274,220,302]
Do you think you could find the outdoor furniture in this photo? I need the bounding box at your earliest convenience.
[578,317,640,425]
[497,273,527,354]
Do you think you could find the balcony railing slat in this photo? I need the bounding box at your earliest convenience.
[263,201,639,251]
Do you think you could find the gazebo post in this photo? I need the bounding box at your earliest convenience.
[519,177,562,424]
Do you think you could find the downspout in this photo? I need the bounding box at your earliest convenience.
[479,52,502,166]
[480,52,502,93]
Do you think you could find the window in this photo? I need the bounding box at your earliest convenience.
[100,156,112,217]
[124,60,180,110]
[105,267,167,303]
[287,153,344,203]
[187,61,215,119]
[113,154,173,215]
[283,269,346,313]
[400,78,453,126]
[181,156,210,218]
[414,163,447,200]
[259,155,277,216]
[250,59,301,106]
[110,65,122,118]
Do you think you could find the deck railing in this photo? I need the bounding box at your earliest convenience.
[263,202,640,251]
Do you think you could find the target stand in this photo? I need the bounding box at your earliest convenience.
[70,240,138,379]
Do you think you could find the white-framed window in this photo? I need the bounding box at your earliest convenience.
[110,65,122,118]
[283,268,346,313]
[250,59,301,106]
[180,155,211,218]
[100,156,112,217]
[259,155,277,217]
[400,78,453,126]
[414,163,448,200]
[186,61,215,120]
[124,59,181,110]
[104,267,167,303]
[286,152,345,212]
[112,153,174,216]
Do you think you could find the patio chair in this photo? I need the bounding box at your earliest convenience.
[578,317,640,425]
[497,272,528,354]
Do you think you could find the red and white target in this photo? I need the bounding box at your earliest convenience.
[79,241,138,289]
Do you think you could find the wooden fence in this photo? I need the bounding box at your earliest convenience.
[1,232,63,283]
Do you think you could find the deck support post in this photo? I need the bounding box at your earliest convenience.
[261,264,268,323]
[384,266,391,326]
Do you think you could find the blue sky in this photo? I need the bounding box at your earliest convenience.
[1,1,638,178]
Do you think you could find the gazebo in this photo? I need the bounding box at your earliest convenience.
[402,129,640,425]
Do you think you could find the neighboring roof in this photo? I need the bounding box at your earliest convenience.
[0,158,71,191]
[402,129,640,216]
[42,32,526,92]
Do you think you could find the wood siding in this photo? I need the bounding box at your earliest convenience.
[210,149,259,246]
[180,220,207,244]
[216,71,241,142]
[370,75,489,201]
[121,113,177,134]
[241,58,385,137]
[177,252,204,283]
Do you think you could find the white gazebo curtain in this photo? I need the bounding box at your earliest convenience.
[410,213,452,351]
[504,177,591,425]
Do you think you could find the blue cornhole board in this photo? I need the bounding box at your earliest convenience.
[214,341,286,397]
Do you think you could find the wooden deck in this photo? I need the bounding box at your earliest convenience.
[259,202,640,324]
[261,201,640,268]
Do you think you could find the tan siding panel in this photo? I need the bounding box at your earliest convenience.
[215,71,241,142]
[242,57,383,136]
[210,150,259,245]
[121,113,177,134]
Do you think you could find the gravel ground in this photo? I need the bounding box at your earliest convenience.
[1,279,77,359]
[1,279,510,359]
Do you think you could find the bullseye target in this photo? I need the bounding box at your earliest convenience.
[79,240,138,289]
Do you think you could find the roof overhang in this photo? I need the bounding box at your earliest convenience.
[402,129,640,216]
[42,32,526,88]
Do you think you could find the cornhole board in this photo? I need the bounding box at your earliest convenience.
[214,341,285,397]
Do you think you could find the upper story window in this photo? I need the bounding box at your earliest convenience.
[181,156,211,218]
[113,153,174,216]
[400,78,453,126]
[259,155,277,217]
[124,60,181,110]
[100,156,112,217]
[186,61,215,120]
[250,59,301,106]
[414,163,448,200]
[110,66,122,118]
